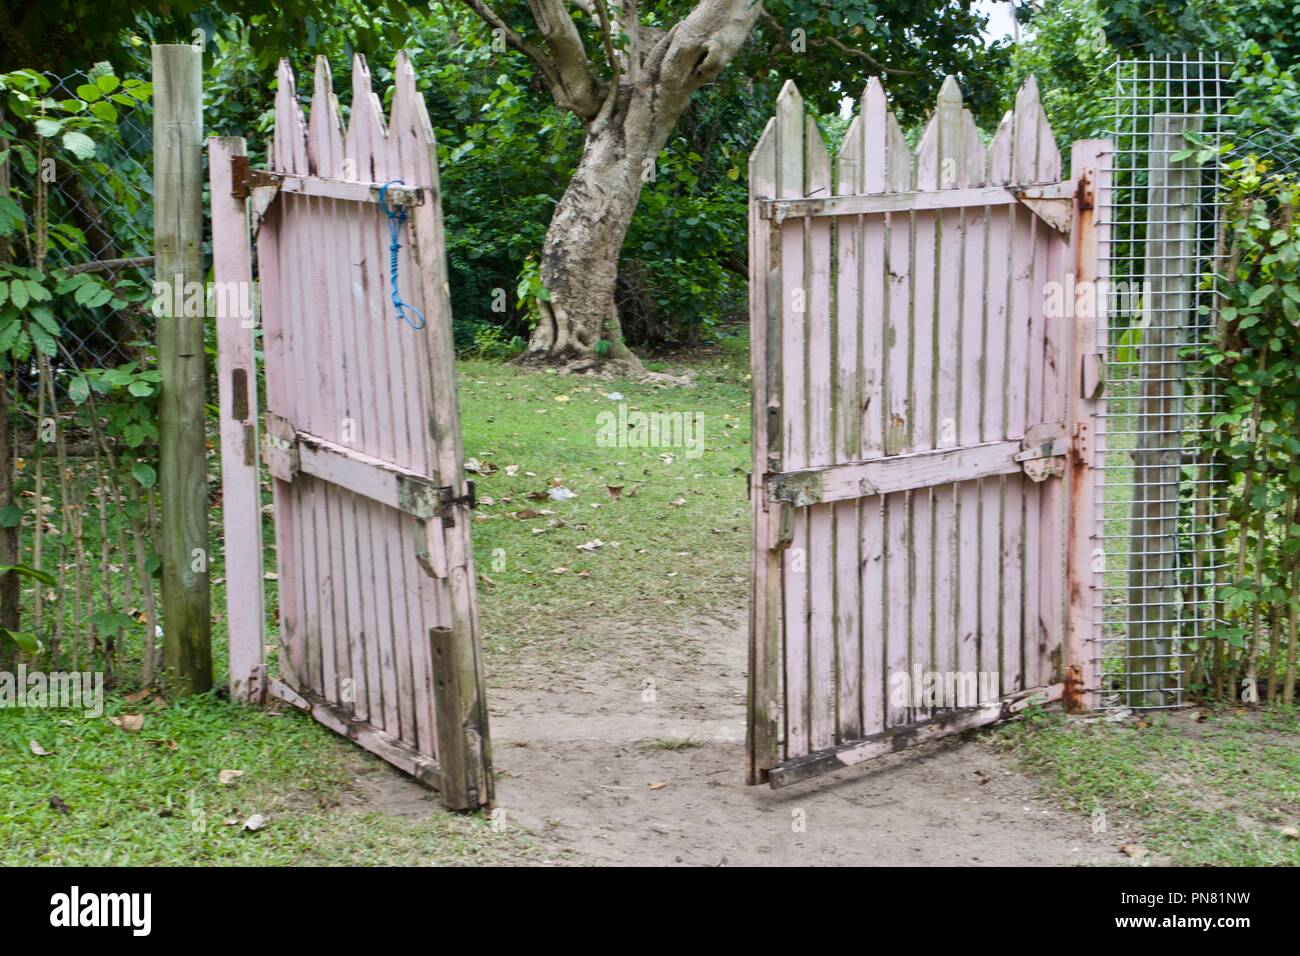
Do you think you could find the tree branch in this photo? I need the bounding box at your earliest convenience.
[526,0,605,118]
[758,8,919,77]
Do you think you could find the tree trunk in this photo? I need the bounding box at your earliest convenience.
[522,90,684,376]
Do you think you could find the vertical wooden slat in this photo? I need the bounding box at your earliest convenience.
[957,111,987,685]
[774,82,810,758]
[209,136,266,704]
[747,117,780,781]
[982,111,1014,689]
[833,115,863,743]
[858,80,889,737]
[806,118,835,752]
[398,52,492,806]
[883,112,911,727]
[910,109,940,717]
[932,79,964,692]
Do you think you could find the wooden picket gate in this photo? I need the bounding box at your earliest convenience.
[748,77,1111,787]
[210,54,493,810]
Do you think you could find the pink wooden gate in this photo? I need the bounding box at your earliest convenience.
[210,54,492,810]
[748,76,1109,787]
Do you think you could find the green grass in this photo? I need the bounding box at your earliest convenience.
[0,690,538,865]
[994,705,1300,865]
[456,356,752,675]
[0,353,750,865]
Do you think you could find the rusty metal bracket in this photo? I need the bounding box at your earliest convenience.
[1012,180,1076,236]
[1016,421,1067,482]
[435,480,477,528]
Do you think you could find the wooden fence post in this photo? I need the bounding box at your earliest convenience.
[1066,139,1112,712]
[153,44,211,695]
[1127,114,1200,708]
[209,136,265,703]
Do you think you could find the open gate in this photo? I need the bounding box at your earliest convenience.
[210,54,492,810]
[748,76,1110,787]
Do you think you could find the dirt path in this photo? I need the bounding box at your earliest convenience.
[371,609,1126,865]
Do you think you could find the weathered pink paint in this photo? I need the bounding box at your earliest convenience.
[213,53,491,810]
[749,76,1099,787]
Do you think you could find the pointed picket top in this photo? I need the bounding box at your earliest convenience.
[914,110,940,191]
[836,114,862,195]
[748,117,777,200]
[935,75,965,190]
[960,109,986,187]
[886,112,910,192]
[860,77,888,193]
[806,115,831,198]
[775,80,805,198]
[1012,75,1059,183]
[990,109,1014,185]
[390,52,436,147]
[345,54,390,183]
[273,58,308,175]
[308,56,345,179]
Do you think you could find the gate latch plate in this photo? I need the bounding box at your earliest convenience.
[435,480,477,526]
[261,412,299,482]
[1016,421,1067,482]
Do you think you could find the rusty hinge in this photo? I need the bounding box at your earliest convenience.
[1076,169,1095,211]
[1015,421,1067,482]
[231,155,279,199]
[436,480,476,527]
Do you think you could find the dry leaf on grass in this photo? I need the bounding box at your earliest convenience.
[218,769,244,786]
[109,714,144,733]
[29,740,52,756]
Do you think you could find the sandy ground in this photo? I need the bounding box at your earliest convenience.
[360,607,1129,866]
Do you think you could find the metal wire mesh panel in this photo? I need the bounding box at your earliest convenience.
[1097,54,1232,710]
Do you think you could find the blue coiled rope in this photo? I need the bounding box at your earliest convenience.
[378,180,426,331]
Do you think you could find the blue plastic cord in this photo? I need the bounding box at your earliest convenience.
[378,180,426,331]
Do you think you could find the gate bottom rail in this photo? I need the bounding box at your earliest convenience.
[767,683,1064,788]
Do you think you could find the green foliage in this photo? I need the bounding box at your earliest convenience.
[1004,0,1114,149]
[1197,153,1300,701]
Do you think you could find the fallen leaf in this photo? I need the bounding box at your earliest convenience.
[669,497,688,507]
[648,782,668,791]
[1120,844,1149,860]
[29,740,52,757]
[553,395,570,403]
[577,539,604,552]
[604,392,624,401]
[550,567,569,575]
[49,795,71,815]
[218,769,244,786]
[607,485,623,500]
[547,487,577,501]
[505,465,520,477]
[1280,826,1299,840]
[110,714,144,733]
[242,813,267,832]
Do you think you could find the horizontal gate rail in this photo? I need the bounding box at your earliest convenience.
[261,413,442,519]
[768,684,1064,788]
[761,181,1077,235]
[230,158,426,206]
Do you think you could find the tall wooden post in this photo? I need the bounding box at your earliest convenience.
[153,44,211,695]
[1127,114,1200,708]
[1066,139,1112,712]
[209,136,265,704]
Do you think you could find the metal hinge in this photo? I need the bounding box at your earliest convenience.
[1015,421,1067,482]
[436,481,476,527]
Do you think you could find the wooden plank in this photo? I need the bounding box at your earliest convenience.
[269,680,445,790]
[957,110,988,682]
[932,79,964,688]
[762,185,1022,220]
[396,52,492,806]
[769,683,1065,788]
[858,78,889,739]
[806,117,835,753]
[767,439,1026,505]
[774,81,810,759]
[1066,140,1111,711]
[153,44,212,694]
[882,109,912,728]
[833,114,863,743]
[1128,114,1199,708]
[747,117,780,781]
[209,136,266,704]
[245,172,424,206]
